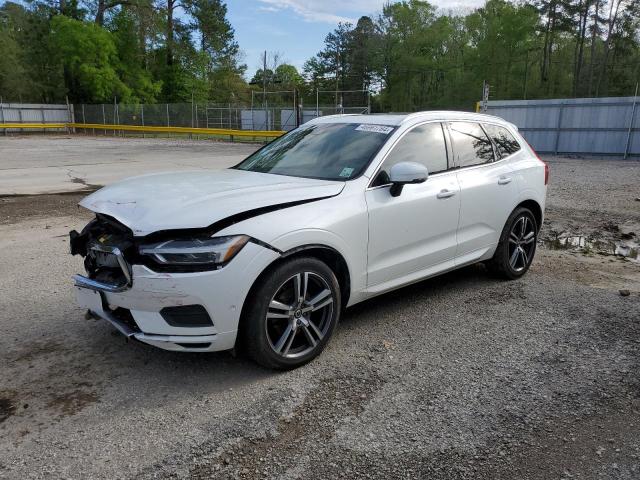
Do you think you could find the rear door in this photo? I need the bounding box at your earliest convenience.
[447,121,519,264]
[365,122,461,289]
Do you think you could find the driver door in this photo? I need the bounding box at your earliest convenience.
[365,122,461,289]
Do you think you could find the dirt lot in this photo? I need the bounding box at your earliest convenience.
[0,141,639,479]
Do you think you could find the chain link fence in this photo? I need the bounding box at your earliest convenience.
[72,91,371,139]
[1,92,370,139]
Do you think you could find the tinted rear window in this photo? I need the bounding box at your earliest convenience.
[449,122,495,167]
[484,124,521,158]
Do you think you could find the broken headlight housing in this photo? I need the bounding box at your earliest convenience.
[139,235,250,271]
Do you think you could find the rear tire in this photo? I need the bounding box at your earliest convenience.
[241,257,341,370]
[486,207,538,280]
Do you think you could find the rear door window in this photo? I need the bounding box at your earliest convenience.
[483,124,521,159]
[448,122,495,168]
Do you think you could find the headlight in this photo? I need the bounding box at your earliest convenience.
[139,235,250,269]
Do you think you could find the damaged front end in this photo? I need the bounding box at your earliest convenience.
[70,214,135,292]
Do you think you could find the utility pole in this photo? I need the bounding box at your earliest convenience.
[335,50,339,109]
[262,50,267,109]
[481,80,490,113]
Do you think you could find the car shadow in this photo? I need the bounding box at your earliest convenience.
[341,262,492,328]
[82,262,494,385]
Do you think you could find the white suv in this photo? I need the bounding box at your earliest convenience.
[70,111,548,369]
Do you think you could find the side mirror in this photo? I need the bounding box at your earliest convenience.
[388,161,428,197]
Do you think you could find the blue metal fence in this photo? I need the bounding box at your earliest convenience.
[484,96,639,158]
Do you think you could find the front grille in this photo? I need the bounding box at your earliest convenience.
[72,214,135,288]
[92,268,127,286]
[89,241,123,269]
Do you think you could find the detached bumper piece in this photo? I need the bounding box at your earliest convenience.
[74,274,128,293]
[75,287,216,351]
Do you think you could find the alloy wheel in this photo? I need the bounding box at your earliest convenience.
[508,215,536,272]
[265,272,334,359]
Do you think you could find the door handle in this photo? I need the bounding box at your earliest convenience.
[498,176,512,185]
[436,189,456,199]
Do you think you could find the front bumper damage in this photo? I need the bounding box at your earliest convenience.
[70,214,280,352]
[75,286,221,351]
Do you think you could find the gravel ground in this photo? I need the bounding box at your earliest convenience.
[0,155,639,479]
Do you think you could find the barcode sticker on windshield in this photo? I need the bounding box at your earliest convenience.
[339,167,354,178]
[355,124,394,134]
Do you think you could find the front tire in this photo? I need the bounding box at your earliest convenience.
[486,207,538,280]
[241,257,341,370]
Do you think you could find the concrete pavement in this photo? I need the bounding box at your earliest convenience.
[0,135,260,195]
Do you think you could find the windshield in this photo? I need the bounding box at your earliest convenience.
[233,122,394,181]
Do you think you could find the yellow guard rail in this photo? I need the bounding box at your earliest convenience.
[0,122,285,139]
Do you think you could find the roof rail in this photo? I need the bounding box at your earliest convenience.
[312,113,362,119]
[400,110,507,123]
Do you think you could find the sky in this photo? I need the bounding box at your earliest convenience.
[227,0,485,80]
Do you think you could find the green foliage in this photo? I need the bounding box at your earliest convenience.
[0,20,29,100]
[51,16,131,102]
[0,0,246,104]
[304,0,640,111]
[110,9,162,103]
[275,65,304,88]
[0,2,63,102]
[251,64,304,89]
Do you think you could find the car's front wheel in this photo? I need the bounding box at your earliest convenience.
[486,207,538,279]
[241,257,341,370]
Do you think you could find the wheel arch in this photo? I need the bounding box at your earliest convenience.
[237,243,352,344]
[278,244,351,307]
[515,199,543,231]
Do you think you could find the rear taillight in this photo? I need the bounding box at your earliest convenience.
[524,139,549,185]
[543,161,549,185]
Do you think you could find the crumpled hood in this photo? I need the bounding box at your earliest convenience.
[80,169,345,236]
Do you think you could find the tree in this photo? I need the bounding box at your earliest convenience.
[184,0,248,102]
[567,0,592,96]
[465,0,540,99]
[51,15,130,102]
[184,0,237,61]
[275,64,304,88]
[595,0,627,95]
[0,1,65,102]
[95,0,131,26]
[304,23,353,93]
[250,68,274,86]
[347,16,378,91]
[0,23,29,100]
[110,8,161,102]
[587,0,604,95]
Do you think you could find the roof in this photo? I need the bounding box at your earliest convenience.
[308,111,515,129]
